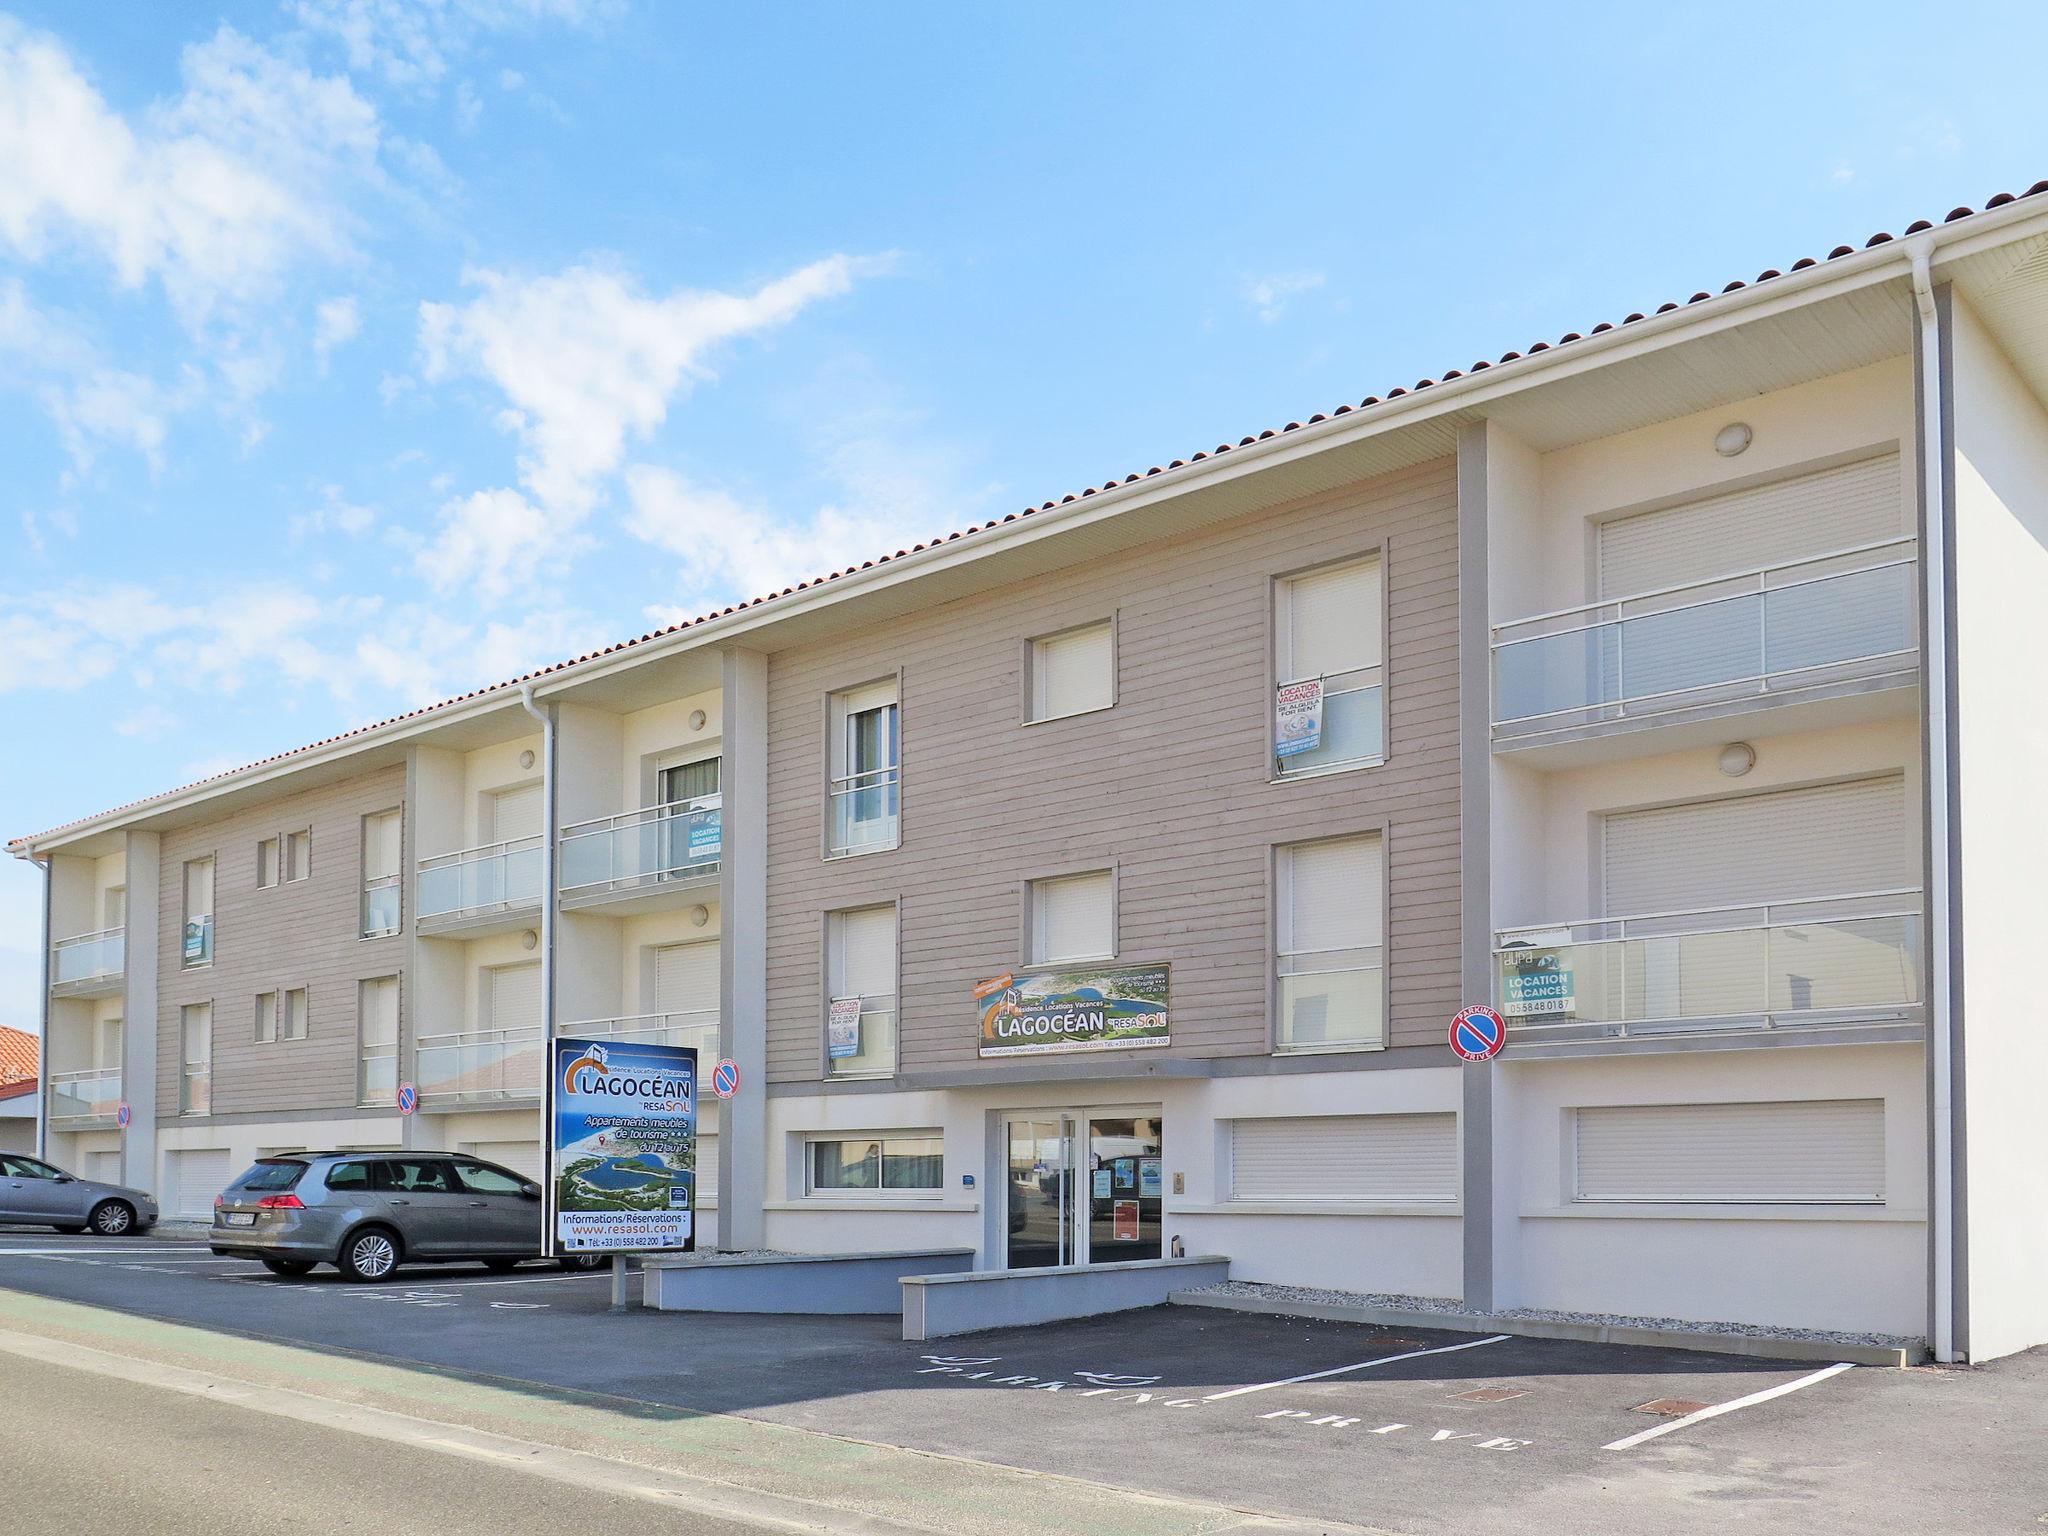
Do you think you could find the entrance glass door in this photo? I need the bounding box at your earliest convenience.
[1002,1110,1164,1268]
[1003,1117,1072,1268]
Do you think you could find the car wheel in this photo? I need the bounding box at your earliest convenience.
[559,1252,608,1272]
[337,1226,402,1282]
[87,1200,135,1237]
[261,1258,315,1277]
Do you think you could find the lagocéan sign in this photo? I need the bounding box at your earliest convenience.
[545,1036,697,1257]
[976,962,1171,1058]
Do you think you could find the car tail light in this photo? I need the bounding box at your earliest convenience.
[213,1194,225,1210]
[255,1194,305,1210]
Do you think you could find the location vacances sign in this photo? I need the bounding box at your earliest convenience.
[545,1036,697,1257]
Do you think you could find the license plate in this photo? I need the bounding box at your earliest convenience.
[223,1212,255,1227]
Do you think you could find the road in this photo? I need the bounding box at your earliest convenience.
[0,1352,761,1536]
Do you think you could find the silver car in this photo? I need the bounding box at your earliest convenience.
[0,1153,159,1236]
[209,1151,606,1281]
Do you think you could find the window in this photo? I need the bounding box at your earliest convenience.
[1574,1099,1885,1205]
[104,886,126,930]
[807,1135,943,1194]
[825,904,897,1078]
[1230,1114,1457,1203]
[361,809,402,937]
[828,680,900,857]
[1275,554,1384,776]
[373,1158,454,1193]
[180,1002,212,1114]
[232,1160,308,1193]
[1275,832,1384,1052]
[283,986,308,1041]
[324,1161,374,1191]
[658,755,721,805]
[286,828,311,882]
[1028,621,1114,722]
[257,837,279,889]
[257,831,310,889]
[1029,870,1115,965]
[255,991,278,1043]
[181,857,214,967]
[357,977,399,1107]
[453,1158,529,1195]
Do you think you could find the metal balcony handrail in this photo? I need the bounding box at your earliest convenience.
[414,1024,544,1047]
[1490,535,1917,644]
[561,795,722,839]
[48,1067,121,1084]
[829,764,900,791]
[1495,886,1923,948]
[417,834,543,871]
[52,925,125,949]
[559,1009,719,1033]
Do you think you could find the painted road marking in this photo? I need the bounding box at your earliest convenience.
[0,1246,214,1256]
[1202,1334,1513,1401]
[1601,1362,1856,1451]
[220,1268,609,1290]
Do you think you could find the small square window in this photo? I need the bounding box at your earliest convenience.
[1028,621,1114,722]
[1029,870,1115,965]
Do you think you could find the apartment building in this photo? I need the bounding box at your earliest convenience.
[15,184,2048,1362]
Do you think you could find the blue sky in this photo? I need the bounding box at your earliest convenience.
[4,1,2046,1034]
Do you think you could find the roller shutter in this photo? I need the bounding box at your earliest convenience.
[1230,1113,1457,1203]
[488,783,543,843]
[1602,776,1910,915]
[486,963,542,1033]
[1032,872,1115,964]
[165,1147,233,1218]
[1574,1099,1884,1204]
[652,942,720,1017]
[1598,454,1904,597]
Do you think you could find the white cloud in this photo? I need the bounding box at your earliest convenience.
[1243,269,1325,323]
[291,0,607,89]
[0,18,380,327]
[414,253,885,595]
[0,280,172,472]
[291,485,377,539]
[114,704,180,739]
[314,295,362,368]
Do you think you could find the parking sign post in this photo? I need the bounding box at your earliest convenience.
[611,1253,630,1313]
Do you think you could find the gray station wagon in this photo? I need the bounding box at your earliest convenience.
[209,1151,605,1281]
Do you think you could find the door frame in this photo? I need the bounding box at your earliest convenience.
[994,1102,1163,1270]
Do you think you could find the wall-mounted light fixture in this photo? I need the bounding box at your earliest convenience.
[1718,741,1757,777]
[518,749,536,771]
[1714,421,1754,458]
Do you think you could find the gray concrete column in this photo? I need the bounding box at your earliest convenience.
[717,646,770,1250]
[1456,419,1498,1313]
[121,831,161,1190]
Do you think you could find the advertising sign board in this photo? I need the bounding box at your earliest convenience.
[826,997,863,1060]
[545,1036,697,1258]
[976,962,1171,1058]
[1499,947,1576,1019]
[1274,679,1324,759]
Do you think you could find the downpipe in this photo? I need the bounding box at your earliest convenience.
[517,684,558,1044]
[1908,235,1958,1365]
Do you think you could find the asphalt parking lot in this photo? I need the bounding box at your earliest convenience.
[3,1226,2043,1535]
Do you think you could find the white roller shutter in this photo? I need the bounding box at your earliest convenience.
[1280,833,1384,954]
[488,783,543,843]
[1574,1099,1885,1203]
[486,963,542,1033]
[166,1148,233,1218]
[652,942,720,1016]
[363,809,402,882]
[1281,557,1382,678]
[1230,1113,1457,1203]
[1603,776,1910,915]
[1032,622,1114,719]
[1032,871,1114,964]
[1598,454,1905,597]
[89,1150,122,1182]
[832,906,896,1000]
[463,1140,542,1181]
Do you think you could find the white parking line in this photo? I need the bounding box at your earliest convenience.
[220,1269,610,1289]
[1203,1334,1513,1401]
[0,1246,214,1257]
[1602,1362,1856,1451]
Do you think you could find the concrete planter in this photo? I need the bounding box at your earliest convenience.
[901,1255,1230,1340]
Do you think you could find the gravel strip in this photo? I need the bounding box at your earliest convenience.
[1185,1279,1923,1350]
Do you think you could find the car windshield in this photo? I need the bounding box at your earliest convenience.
[234,1160,307,1192]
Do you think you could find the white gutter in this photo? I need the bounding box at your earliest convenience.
[13,198,2048,861]
[1909,234,1958,1364]
[516,684,558,1044]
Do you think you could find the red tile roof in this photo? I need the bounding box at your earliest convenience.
[0,1027,37,1100]
[10,180,2048,853]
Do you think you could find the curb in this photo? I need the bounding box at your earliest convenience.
[1168,1290,1920,1369]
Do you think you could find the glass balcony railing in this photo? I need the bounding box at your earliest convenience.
[48,1068,120,1123]
[558,1010,720,1061]
[357,1045,398,1108]
[1492,539,1917,735]
[414,1026,545,1104]
[416,837,543,921]
[560,797,721,897]
[828,767,900,858]
[52,927,124,987]
[1495,888,1923,1044]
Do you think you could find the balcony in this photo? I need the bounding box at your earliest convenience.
[48,1068,120,1125]
[559,797,721,911]
[558,1010,720,1062]
[1491,539,1918,752]
[414,1025,544,1106]
[1494,888,1923,1049]
[51,927,124,997]
[416,837,543,935]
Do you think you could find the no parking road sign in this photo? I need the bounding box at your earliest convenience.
[1450,1005,1507,1062]
[115,1100,131,1129]
[711,1058,741,1099]
[396,1081,418,1115]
